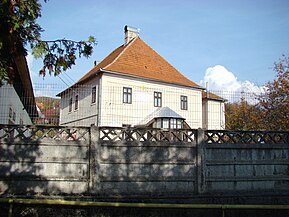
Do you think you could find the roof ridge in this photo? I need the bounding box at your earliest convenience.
[103,36,138,70]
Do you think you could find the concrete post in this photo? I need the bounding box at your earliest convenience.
[196,128,205,194]
[89,126,100,194]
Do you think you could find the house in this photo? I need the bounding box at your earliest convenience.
[0,54,38,125]
[202,91,225,129]
[57,26,225,129]
[35,97,60,125]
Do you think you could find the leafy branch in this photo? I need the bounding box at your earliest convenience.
[32,37,97,76]
[0,0,97,83]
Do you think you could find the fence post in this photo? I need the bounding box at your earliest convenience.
[89,126,100,194]
[196,128,205,194]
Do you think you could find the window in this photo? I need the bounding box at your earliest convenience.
[91,86,96,104]
[154,118,183,129]
[154,92,162,107]
[69,98,72,112]
[170,118,177,129]
[181,95,188,110]
[156,119,162,128]
[162,118,169,128]
[12,112,16,121]
[177,119,183,129]
[75,95,79,110]
[20,119,24,125]
[123,87,132,104]
[9,107,12,118]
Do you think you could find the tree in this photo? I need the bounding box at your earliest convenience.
[225,98,264,130]
[258,54,289,131]
[0,0,96,82]
[225,55,289,131]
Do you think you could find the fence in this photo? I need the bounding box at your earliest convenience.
[1,83,265,128]
[1,124,289,204]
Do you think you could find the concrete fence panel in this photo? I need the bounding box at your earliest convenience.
[203,130,289,195]
[92,127,198,196]
[0,125,90,195]
[0,125,289,202]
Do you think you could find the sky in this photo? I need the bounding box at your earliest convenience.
[27,0,289,95]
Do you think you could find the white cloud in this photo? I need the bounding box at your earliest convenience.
[200,65,266,103]
[241,80,267,95]
[200,65,241,91]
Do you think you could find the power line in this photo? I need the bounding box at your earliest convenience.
[62,71,75,84]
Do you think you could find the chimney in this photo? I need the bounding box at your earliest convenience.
[124,25,139,45]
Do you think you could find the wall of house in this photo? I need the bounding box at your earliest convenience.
[59,77,99,126]
[99,73,203,128]
[0,83,32,125]
[202,100,225,130]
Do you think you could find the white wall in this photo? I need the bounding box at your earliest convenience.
[99,74,203,128]
[59,77,99,126]
[202,99,225,130]
[0,83,32,125]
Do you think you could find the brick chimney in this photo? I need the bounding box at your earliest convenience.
[124,25,139,45]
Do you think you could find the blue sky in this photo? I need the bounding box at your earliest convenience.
[28,0,289,93]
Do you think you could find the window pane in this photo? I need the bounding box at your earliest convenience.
[154,98,158,106]
[156,118,161,128]
[75,95,79,110]
[177,119,183,129]
[69,98,72,112]
[170,118,177,129]
[9,108,12,118]
[92,86,96,104]
[163,118,169,128]
[127,94,131,103]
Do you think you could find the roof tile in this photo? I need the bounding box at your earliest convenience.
[77,37,202,89]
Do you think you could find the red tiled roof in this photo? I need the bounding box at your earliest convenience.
[77,37,202,89]
[202,91,226,102]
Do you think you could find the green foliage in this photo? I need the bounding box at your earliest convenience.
[32,37,96,76]
[0,0,96,82]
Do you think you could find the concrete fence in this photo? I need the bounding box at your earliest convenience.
[0,125,288,202]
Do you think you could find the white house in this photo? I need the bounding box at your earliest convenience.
[57,26,225,129]
[0,54,37,125]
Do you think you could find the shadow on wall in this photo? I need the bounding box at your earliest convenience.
[0,125,90,196]
[96,127,199,196]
